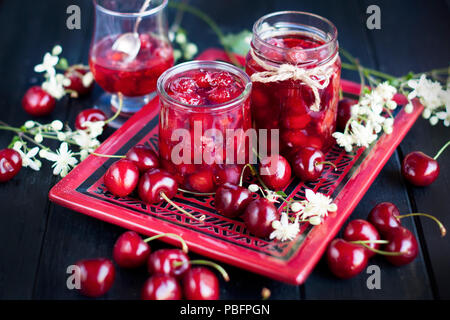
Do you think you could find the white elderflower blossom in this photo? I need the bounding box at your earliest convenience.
[34,52,58,76]
[299,189,337,221]
[270,212,300,242]
[42,73,70,99]
[82,72,94,88]
[13,143,41,171]
[84,121,105,138]
[72,131,100,154]
[51,120,63,131]
[44,142,78,177]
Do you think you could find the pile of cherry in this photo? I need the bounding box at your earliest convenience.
[76,231,228,299]
[327,201,446,279]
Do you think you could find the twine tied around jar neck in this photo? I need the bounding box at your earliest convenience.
[249,49,338,112]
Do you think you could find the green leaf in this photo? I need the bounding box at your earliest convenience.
[222,30,252,56]
[276,191,287,197]
[56,57,69,70]
[8,136,20,149]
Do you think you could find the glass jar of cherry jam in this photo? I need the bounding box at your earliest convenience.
[246,11,341,157]
[157,61,252,193]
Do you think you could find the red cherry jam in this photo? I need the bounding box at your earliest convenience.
[246,12,341,155]
[89,34,174,97]
[157,61,252,192]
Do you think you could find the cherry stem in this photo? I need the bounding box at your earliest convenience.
[316,161,337,171]
[239,163,256,187]
[160,192,206,223]
[178,188,215,196]
[357,242,407,256]
[104,92,123,125]
[143,233,189,254]
[433,140,450,160]
[397,213,446,237]
[91,153,126,159]
[173,259,230,282]
[350,240,389,245]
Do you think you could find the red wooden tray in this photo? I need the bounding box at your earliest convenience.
[49,51,422,284]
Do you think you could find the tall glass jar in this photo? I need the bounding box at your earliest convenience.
[157,61,252,193]
[245,11,341,157]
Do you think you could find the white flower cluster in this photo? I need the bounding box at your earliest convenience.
[269,189,338,242]
[407,75,450,126]
[332,82,399,152]
[171,30,198,62]
[12,119,104,177]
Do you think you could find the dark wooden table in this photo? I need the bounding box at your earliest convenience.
[0,0,449,300]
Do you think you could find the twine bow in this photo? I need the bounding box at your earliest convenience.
[250,49,338,112]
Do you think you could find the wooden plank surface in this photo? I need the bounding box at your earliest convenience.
[0,0,448,300]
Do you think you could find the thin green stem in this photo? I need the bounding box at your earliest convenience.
[91,153,126,159]
[143,233,188,253]
[398,213,446,237]
[174,259,230,282]
[160,192,205,222]
[178,188,215,196]
[434,140,450,160]
[104,93,123,124]
[358,243,406,256]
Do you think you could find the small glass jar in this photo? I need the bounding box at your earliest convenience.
[157,61,252,193]
[245,11,341,157]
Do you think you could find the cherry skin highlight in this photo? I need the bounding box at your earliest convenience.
[141,274,182,300]
[0,149,22,182]
[326,238,369,279]
[103,159,140,197]
[125,145,159,173]
[343,219,381,258]
[242,198,280,238]
[75,258,115,297]
[138,169,178,204]
[113,231,151,268]
[147,249,190,278]
[402,151,440,187]
[182,267,220,300]
[22,86,56,117]
[214,183,252,218]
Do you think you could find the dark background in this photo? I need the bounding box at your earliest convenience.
[0,0,449,300]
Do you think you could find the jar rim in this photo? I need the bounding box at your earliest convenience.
[252,11,338,53]
[157,60,252,113]
[93,0,168,18]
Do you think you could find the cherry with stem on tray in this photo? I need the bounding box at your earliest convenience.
[103,159,140,197]
[0,149,22,182]
[125,144,159,173]
[402,140,450,187]
[259,154,292,190]
[75,258,115,298]
[214,164,253,218]
[242,197,280,238]
[113,231,188,269]
[292,146,337,182]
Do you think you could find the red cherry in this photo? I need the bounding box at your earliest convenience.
[0,149,22,182]
[75,108,107,130]
[141,274,182,300]
[208,86,238,104]
[259,154,291,190]
[213,164,241,186]
[75,258,115,297]
[22,86,56,117]
[170,77,198,94]
[138,169,178,204]
[337,98,356,131]
[113,231,150,268]
[210,71,234,87]
[171,92,204,105]
[147,249,190,278]
[402,151,440,187]
[242,198,280,238]
[182,267,219,300]
[367,202,401,235]
[343,219,381,258]
[64,66,94,97]
[214,183,252,218]
[326,239,369,279]
[103,159,140,197]
[292,147,325,182]
[125,145,159,173]
[193,71,212,88]
[186,169,215,193]
[383,226,418,266]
